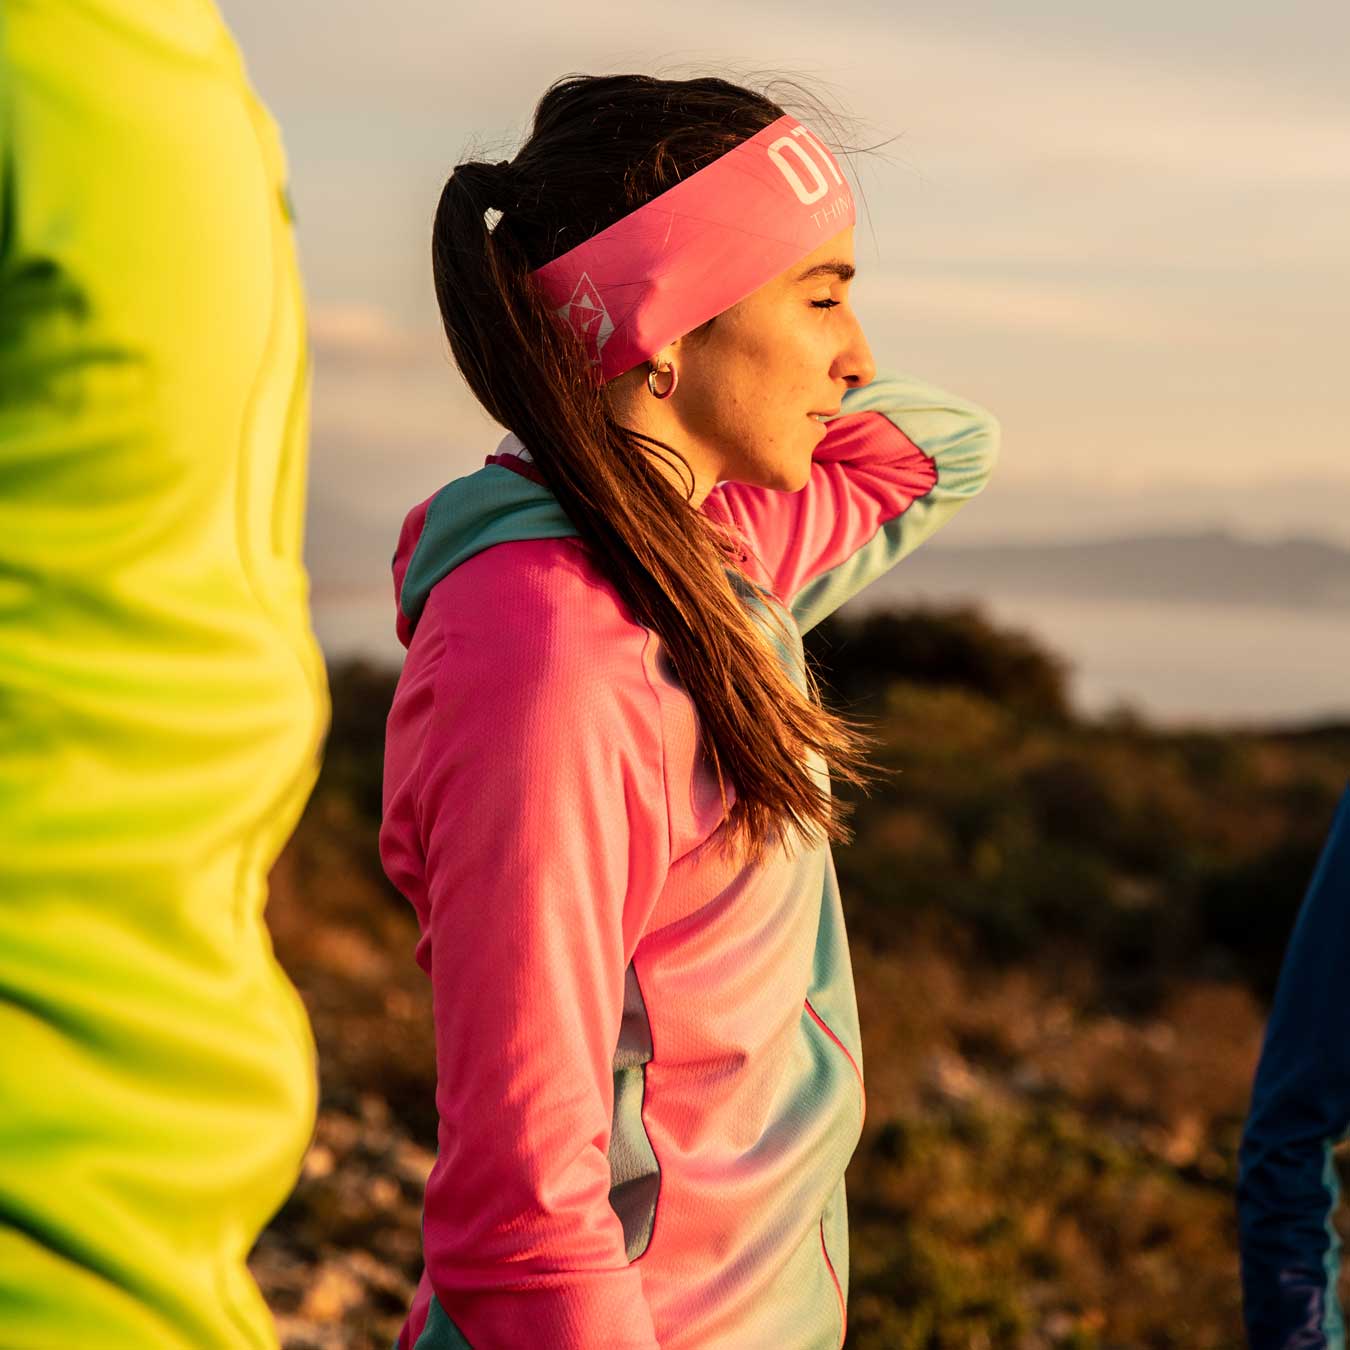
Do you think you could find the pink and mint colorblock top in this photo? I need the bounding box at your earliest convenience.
[379,372,1001,1348]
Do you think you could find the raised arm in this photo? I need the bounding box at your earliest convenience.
[380,556,669,1350]
[709,370,1001,633]
[1237,782,1350,1349]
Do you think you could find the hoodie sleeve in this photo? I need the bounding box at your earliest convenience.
[713,370,1001,634]
[395,566,668,1350]
[1237,781,1350,1350]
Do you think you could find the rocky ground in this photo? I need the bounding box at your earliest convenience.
[247,786,1336,1348]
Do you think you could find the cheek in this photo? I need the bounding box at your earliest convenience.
[685,311,819,442]
[780,317,832,380]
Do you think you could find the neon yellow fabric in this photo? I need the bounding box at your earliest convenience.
[0,2,329,1345]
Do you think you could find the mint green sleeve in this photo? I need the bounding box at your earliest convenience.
[0,4,329,1347]
[715,371,1002,635]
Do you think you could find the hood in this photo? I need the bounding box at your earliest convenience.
[391,432,578,650]
[390,431,754,650]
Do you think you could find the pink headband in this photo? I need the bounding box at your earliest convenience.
[529,113,855,384]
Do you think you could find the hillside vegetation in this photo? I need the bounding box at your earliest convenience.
[252,600,1350,1348]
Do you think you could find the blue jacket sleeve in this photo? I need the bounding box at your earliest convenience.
[1237,780,1350,1349]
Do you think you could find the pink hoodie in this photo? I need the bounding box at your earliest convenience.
[379,372,1000,1349]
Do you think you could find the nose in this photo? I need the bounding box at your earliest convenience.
[835,308,876,388]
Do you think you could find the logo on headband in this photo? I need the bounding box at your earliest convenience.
[554,272,614,369]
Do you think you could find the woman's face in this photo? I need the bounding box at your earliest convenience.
[607,225,876,506]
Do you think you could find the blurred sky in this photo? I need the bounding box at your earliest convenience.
[217,0,1350,555]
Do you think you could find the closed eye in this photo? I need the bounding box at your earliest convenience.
[811,299,840,309]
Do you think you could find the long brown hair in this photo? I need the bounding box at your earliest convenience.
[431,71,891,868]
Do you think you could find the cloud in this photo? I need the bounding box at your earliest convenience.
[855,271,1248,345]
[308,302,437,364]
[836,28,1350,192]
[229,2,1350,192]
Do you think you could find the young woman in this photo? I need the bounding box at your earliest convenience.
[379,73,1001,1349]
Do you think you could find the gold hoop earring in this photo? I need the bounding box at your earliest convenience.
[647,360,678,400]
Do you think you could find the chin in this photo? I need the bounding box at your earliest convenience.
[758,464,810,493]
[765,458,813,493]
[736,446,813,493]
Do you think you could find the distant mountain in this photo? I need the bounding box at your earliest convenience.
[940,475,1350,555]
[858,528,1350,611]
[304,485,1350,614]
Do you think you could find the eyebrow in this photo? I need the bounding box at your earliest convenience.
[794,261,856,284]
